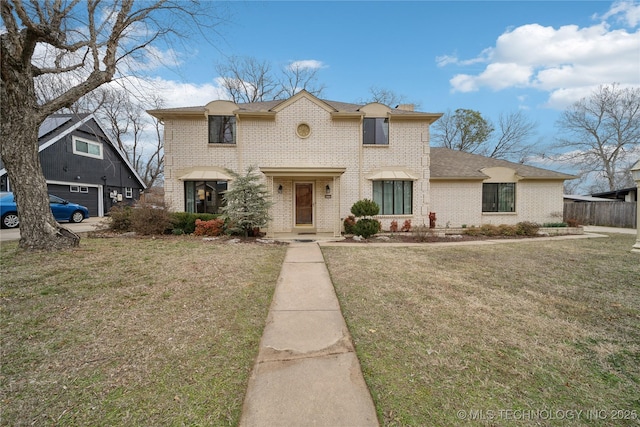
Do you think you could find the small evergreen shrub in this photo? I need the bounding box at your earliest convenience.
[354,218,381,239]
[108,205,133,232]
[350,199,379,217]
[343,215,357,234]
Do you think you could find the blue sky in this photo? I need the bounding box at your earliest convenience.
[120,0,638,190]
[143,0,639,160]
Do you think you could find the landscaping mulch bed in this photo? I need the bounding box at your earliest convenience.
[338,232,546,244]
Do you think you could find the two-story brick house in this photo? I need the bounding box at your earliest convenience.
[149,90,574,237]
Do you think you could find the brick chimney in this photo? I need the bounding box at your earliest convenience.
[395,104,414,111]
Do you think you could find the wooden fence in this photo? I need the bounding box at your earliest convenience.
[564,201,637,228]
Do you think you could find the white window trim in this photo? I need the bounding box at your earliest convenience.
[125,187,133,198]
[72,136,103,159]
[70,185,79,192]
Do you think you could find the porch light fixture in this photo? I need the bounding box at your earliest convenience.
[631,159,640,253]
[278,184,283,194]
[325,184,331,195]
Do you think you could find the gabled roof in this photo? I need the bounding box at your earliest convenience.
[430,147,576,180]
[1,113,147,189]
[147,90,441,122]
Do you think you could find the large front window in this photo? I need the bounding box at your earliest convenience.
[363,118,389,145]
[208,116,236,144]
[372,180,412,215]
[184,181,227,213]
[482,183,515,212]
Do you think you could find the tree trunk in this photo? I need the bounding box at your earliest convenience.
[0,59,79,250]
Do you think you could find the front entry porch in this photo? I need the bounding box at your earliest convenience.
[260,167,346,238]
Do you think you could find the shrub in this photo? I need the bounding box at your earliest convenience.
[401,219,412,232]
[566,218,580,227]
[343,215,357,234]
[351,199,379,217]
[498,224,518,236]
[543,222,568,227]
[108,205,133,232]
[463,226,480,236]
[170,212,219,234]
[222,166,272,237]
[194,218,226,236]
[516,221,540,236]
[389,220,398,232]
[354,218,381,239]
[412,224,431,242]
[479,224,501,237]
[130,202,173,235]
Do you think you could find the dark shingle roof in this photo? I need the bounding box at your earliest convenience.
[430,147,576,180]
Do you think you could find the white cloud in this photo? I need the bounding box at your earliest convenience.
[441,1,640,108]
[595,0,640,26]
[287,59,325,70]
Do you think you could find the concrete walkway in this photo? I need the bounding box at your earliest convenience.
[239,242,378,427]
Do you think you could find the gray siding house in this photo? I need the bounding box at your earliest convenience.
[0,113,146,216]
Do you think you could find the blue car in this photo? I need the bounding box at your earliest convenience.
[0,192,90,229]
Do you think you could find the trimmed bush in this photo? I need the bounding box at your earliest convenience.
[194,218,226,236]
[412,224,431,242]
[354,218,381,239]
[542,222,568,227]
[351,199,379,217]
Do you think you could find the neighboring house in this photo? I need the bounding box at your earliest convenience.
[148,90,575,237]
[591,187,637,203]
[0,113,146,216]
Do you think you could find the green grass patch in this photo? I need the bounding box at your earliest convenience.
[322,234,640,426]
[1,236,286,426]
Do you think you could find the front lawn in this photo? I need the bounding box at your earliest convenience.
[322,234,640,426]
[0,237,286,426]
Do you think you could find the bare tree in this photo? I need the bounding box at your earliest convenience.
[280,61,325,98]
[1,0,215,250]
[487,111,537,161]
[555,83,640,191]
[433,108,538,161]
[216,56,281,103]
[217,56,326,103]
[360,86,420,109]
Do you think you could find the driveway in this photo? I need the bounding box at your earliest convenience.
[0,217,106,242]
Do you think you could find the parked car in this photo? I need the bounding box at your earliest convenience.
[0,192,90,228]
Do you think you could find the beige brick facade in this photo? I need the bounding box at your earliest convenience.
[150,91,573,236]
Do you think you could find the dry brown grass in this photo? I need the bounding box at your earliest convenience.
[322,234,640,426]
[1,236,286,426]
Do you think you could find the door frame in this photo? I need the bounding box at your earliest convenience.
[293,181,315,230]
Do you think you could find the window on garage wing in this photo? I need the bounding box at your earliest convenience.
[184,181,228,214]
[372,180,412,214]
[72,136,103,159]
[208,116,236,144]
[482,183,516,212]
[363,118,389,145]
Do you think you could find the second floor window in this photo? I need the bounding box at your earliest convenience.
[209,115,236,144]
[363,117,389,145]
[73,136,103,159]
